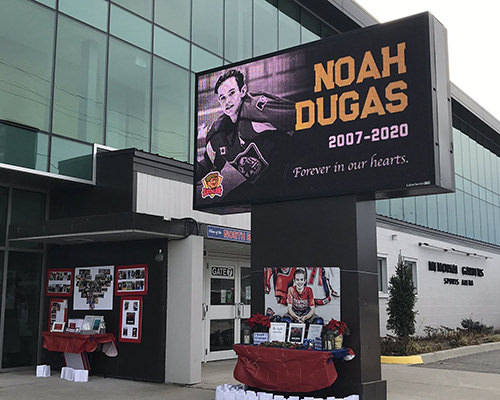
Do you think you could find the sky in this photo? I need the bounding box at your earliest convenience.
[353,0,500,123]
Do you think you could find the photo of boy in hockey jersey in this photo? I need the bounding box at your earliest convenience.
[264,266,341,324]
[196,68,296,202]
[283,268,320,324]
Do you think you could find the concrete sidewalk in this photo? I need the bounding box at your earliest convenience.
[2,351,500,400]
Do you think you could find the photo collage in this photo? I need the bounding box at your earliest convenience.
[115,265,147,295]
[46,269,73,296]
[120,297,142,342]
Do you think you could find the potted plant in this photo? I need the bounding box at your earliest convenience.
[322,318,350,349]
[246,313,271,344]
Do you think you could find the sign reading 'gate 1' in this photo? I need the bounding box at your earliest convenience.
[193,12,454,213]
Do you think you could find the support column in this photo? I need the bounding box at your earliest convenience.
[166,235,204,384]
[251,196,386,400]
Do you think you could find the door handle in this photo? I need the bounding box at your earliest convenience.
[235,303,242,319]
[202,303,209,320]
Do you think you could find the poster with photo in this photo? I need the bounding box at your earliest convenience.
[115,265,148,296]
[49,298,68,329]
[73,266,114,310]
[264,267,340,324]
[119,297,142,343]
[46,269,73,296]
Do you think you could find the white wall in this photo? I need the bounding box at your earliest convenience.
[377,225,500,336]
[136,173,250,229]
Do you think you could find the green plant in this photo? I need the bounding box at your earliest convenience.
[386,253,417,338]
[460,318,493,334]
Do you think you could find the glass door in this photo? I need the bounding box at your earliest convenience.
[204,259,251,361]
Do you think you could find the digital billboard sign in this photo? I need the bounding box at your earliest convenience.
[193,13,454,213]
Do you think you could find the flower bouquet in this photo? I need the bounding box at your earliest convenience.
[323,318,350,349]
[246,313,271,344]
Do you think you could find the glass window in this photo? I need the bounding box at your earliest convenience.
[464,193,474,238]
[112,0,152,19]
[106,38,151,151]
[59,0,108,31]
[225,0,252,62]
[0,188,7,246]
[377,257,388,293]
[191,45,223,72]
[477,144,486,188]
[452,128,462,176]
[10,188,46,251]
[50,136,93,180]
[437,194,448,232]
[446,193,457,235]
[487,203,495,244]
[491,151,498,194]
[426,195,438,229]
[403,260,418,292]
[415,196,427,227]
[278,0,300,50]
[472,196,481,240]
[53,16,106,144]
[155,0,190,39]
[152,58,189,162]
[389,198,403,220]
[154,26,190,68]
[461,134,471,180]
[254,0,278,57]
[110,5,152,51]
[192,0,223,56]
[34,0,55,8]
[480,199,488,241]
[375,199,390,216]
[0,0,54,130]
[301,9,321,44]
[494,206,500,246]
[403,197,416,224]
[456,189,466,236]
[485,149,492,191]
[2,252,43,368]
[0,123,49,172]
[470,139,479,184]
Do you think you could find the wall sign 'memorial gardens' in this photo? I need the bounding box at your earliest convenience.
[194,12,453,213]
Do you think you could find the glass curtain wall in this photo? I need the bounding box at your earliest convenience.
[1,0,336,169]
[0,187,46,369]
[376,125,500,246]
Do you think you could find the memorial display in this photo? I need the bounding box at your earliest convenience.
[46,269,73,296]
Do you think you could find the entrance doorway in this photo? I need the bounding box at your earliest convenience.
[203,258,251,361]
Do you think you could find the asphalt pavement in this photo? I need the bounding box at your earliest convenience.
[1,349,500,400]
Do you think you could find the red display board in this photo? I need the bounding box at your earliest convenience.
[119,297,143,343]
[115,265,148,296]
[46,268,73,296]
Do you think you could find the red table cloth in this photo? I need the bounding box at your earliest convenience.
[233,344,337,392]
[42,331,117,355]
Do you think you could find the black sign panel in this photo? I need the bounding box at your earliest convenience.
[194,13,454,213]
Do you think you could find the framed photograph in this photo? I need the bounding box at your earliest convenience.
[48,298,68,329]
[81,315,95,332]
[115,265,148,296]
[269,322,287,342]
[67,318,84,333]
[51,321,66,332]
[119,297,142,343]
[46,269,73,297]
[288,323,306,343]
[92,316,104,331]
[307,324,324,341]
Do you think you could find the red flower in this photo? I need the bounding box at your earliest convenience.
[323,318,350,336]
[247,313,271,332]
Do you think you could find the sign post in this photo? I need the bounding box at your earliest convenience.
[193,12,453,400]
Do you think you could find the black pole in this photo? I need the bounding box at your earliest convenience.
[251,195,386,400]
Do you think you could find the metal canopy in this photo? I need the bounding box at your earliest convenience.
[8,212,191,244]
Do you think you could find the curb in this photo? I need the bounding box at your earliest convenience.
[381,340,500,365]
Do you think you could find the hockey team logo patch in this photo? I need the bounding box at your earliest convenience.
[201,171,223,199]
